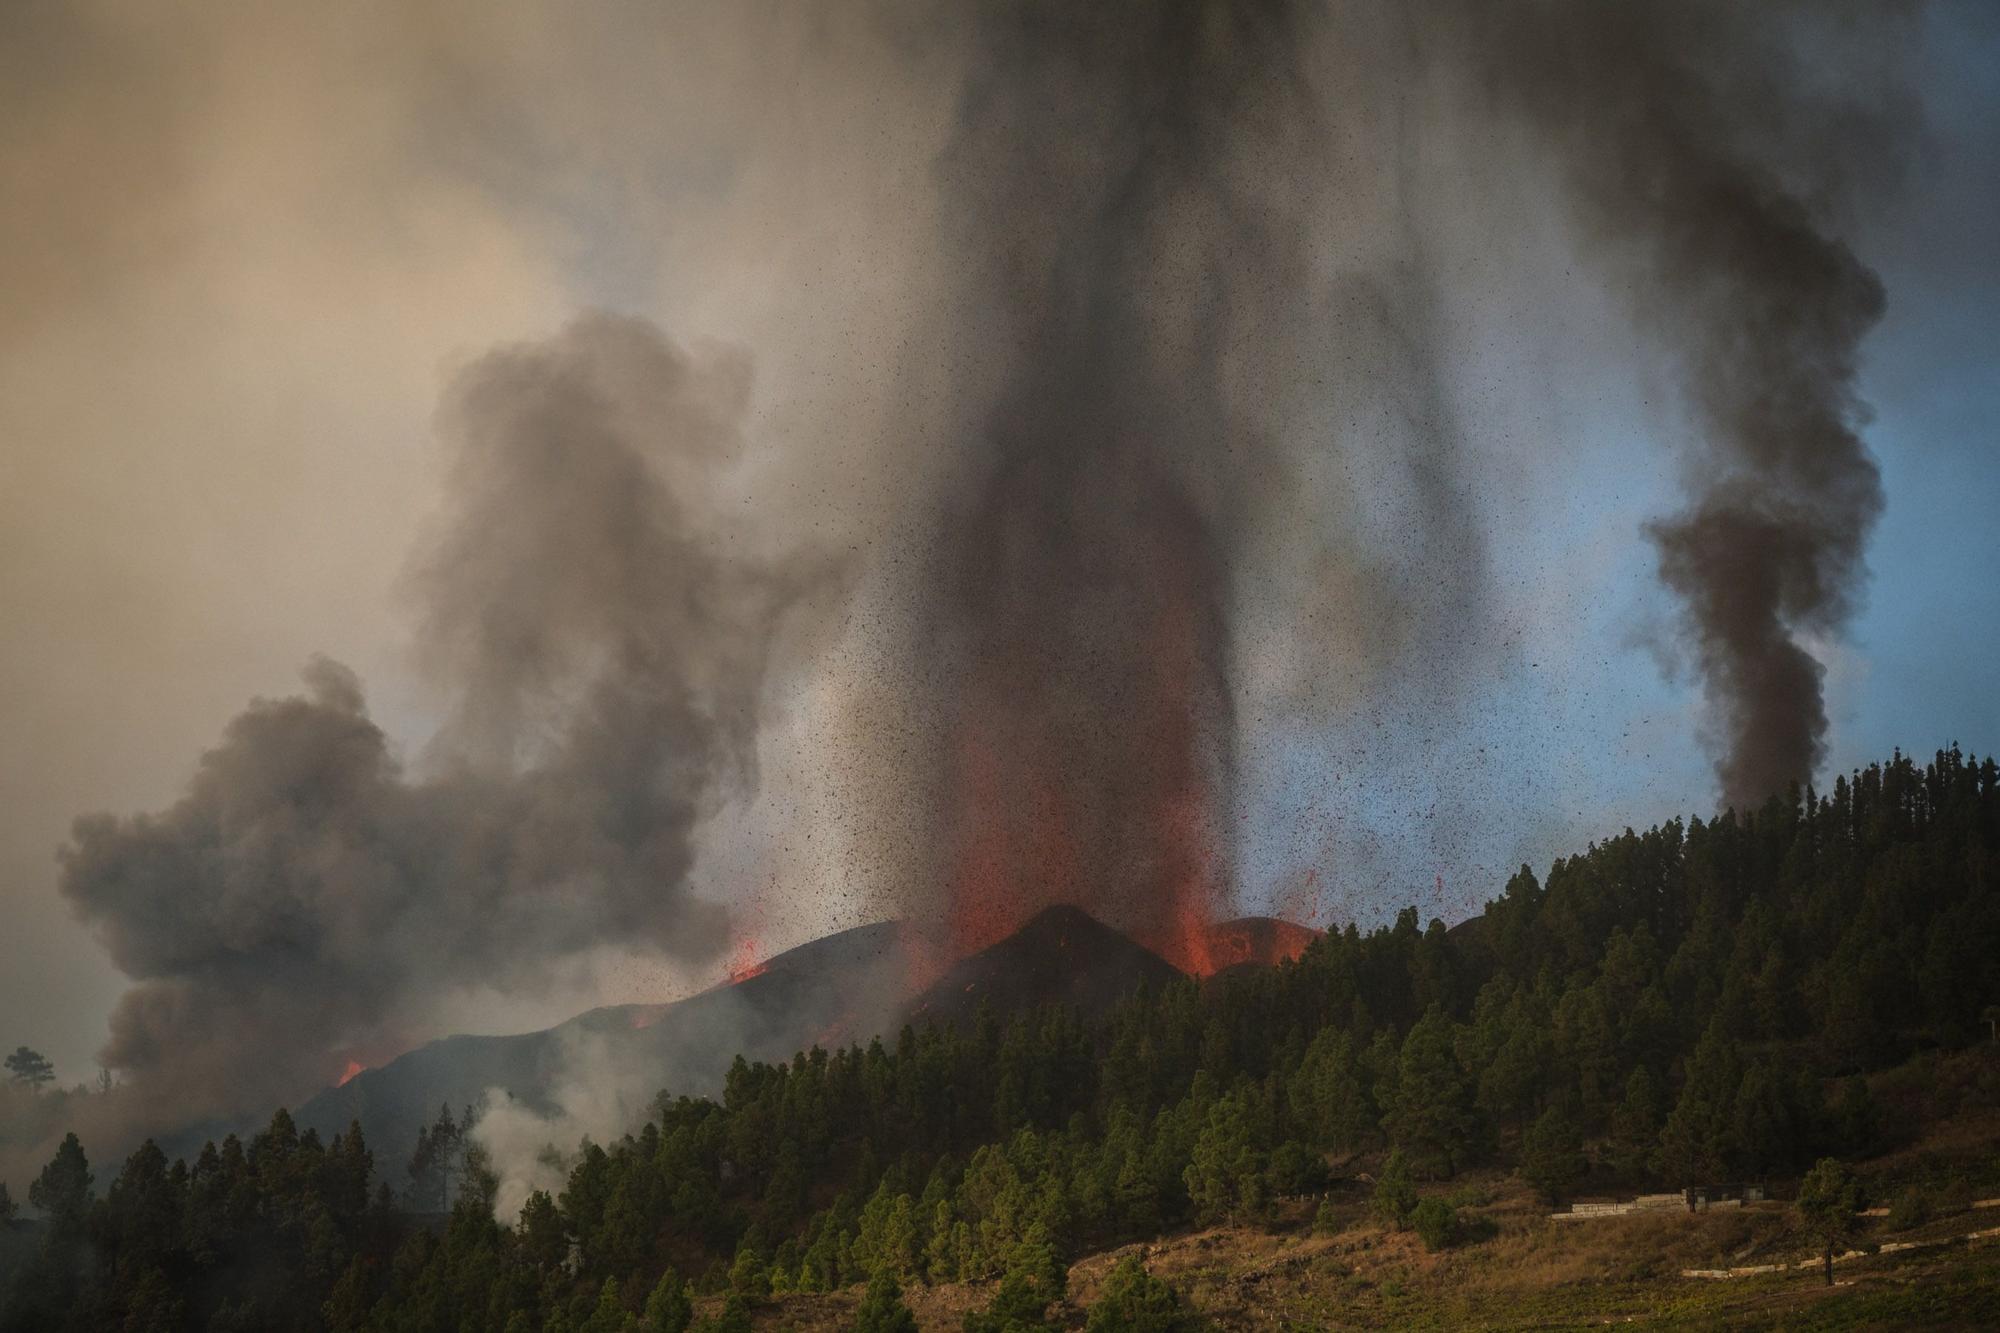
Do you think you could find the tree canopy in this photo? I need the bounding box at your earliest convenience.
[1,745,1995,1331]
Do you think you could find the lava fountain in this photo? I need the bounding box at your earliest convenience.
[917,4,1334,973]
[937,441,1233,975]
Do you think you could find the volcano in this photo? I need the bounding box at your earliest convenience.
[285,904,1310,1170]
[903,904,1186,1030]
[290,918,918,1166]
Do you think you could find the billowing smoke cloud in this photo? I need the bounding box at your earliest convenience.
[1463,2,1913,811]
[57,315,811,1120]
[920,2,1305,965]
[5,0,1928,1183]
[915,0,1915,951]
[916,2,1912,956]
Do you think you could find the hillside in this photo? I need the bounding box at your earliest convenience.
[294,918,917,1164]
[700,1041,2000,1329]
[902,904,1184,1030]
[3,745,1993,1332]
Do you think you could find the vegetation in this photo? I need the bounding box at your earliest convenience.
[1796,1157,1867,1287]
[0,745,1994,1330]
[854,1268,919,1333]
[1409,1196,1460,1252]
[1519,1103,1588,1205]
[1083,1254,1206,1331]
[1371,1148,1417,1229]
[1,1051,51,1094]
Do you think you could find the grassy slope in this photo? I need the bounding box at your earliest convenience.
[729,1044,2000,1330]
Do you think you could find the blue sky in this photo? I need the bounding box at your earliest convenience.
[1236,3,2000,926]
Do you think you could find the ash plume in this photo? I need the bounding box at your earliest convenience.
[915,0,1918,964]
[921,1,1373,964]
[1464,2,1914,811]
[7,0,1929,1181]
[57,315,809,1121]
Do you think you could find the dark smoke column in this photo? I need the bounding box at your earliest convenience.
[1472,2,1911,811]
[58,315,803,1120]
[923,2,1324,968]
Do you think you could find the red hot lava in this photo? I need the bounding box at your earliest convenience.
[1199,917,1320,972]
[727,932,770,984]
[938,452,1231,975]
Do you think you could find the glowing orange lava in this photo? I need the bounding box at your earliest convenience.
[939,500,1229,973]
[727,934,769,984]
[1195,917,1320,974]
[336,1060,366,1087]
[722,899,772,985]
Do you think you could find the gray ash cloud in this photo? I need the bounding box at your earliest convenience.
[1464,1,1914,810]
[916,0,1914,951]
[59,315,812,1116]
[36,1,1922,1145]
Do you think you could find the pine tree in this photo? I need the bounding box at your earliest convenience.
[1519,1104,1587,1204]
[1831,1077,1881,1157]
[518,1190,569,1273]
[578,1277,628,1333]
[692,1293,752,1333]
[728,1237,770,1303]
[643,1268,693,1333]
[1370,1148,1416,1229]
[964,1225,1066,1333]
[29,1131,93,1235]
[1607,1067,1664,1178]
[1795,1158,1865,1287]
[854,1268,919,1333]
[3,1046,54,1091]
[1383,1008,1478,1177]
[1183,1093,1265,1226]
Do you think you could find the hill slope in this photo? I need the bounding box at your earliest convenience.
[902,904,1184,1029]
[295,918,915,1161]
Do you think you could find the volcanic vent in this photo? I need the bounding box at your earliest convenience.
[919,4,1304,969]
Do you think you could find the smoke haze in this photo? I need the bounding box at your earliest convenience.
[0,0,1942,1182]
[59,316,813,1121]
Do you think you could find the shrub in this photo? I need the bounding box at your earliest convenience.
[1410,1198,1458,1252]
[1371,1150,1417,1230]
[1886,1186,1930,1231]
[1312,1197,1343,1236]
[1084,1254,1207,1332]
[1444,1183,1492,1210]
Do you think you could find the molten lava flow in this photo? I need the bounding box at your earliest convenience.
[938,453,1231,971]
[1194,917,1321,974]
[944,723,1082,959]
[725,900,772,984]
[727,932,769,984]
[337,1060,366,1087]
